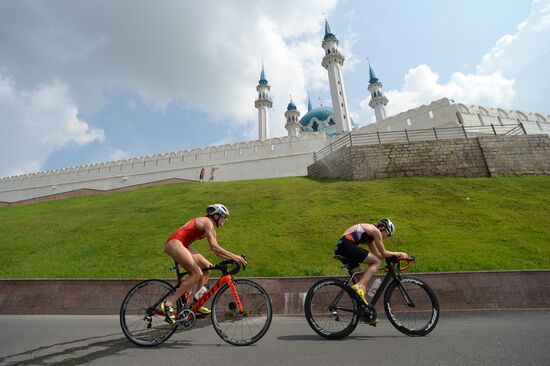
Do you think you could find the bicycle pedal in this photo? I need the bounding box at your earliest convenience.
[368,318,380,327]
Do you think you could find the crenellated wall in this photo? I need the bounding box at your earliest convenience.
[2,98,548,204]
[357,97,550,134]
[0,134,328,203]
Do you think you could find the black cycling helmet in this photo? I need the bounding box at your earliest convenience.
[378,218,395,237]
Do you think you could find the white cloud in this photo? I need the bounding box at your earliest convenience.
[0,0,339,142]
[359,0,550,124]
[0,74,104,176]
[359,65,516,124]
[477,0,550,75]
[106,148,131,162]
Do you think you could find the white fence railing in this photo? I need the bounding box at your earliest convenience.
[314,123,526,161]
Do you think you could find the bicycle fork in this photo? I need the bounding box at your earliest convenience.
[191,275,244,314]
[388,272,415,308]
[227,279,244,313]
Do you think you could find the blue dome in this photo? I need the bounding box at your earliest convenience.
[299,106,333,126]
[287,101,297,110]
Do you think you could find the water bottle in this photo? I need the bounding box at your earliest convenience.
[367,278,382,298]
[194,285,208,301]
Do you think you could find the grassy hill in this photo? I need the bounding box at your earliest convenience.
[1,176,549,278]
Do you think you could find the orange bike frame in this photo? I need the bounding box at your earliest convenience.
[191,274,244,313]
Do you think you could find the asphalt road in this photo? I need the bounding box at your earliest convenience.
[1,311,549,366]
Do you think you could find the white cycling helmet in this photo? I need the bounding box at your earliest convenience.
[379,218,395,237]
[206,203,230,217]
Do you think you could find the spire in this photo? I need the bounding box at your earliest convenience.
[285,94,301,137]
[367,58,389,122]
[259,63,268,86]
[255,61,272,140]
[325,19,332,34]
[307,95,313,112]
[323,19,335,40]
[321,17,350,133]
[287,94,297,111]
[368,59,379,84]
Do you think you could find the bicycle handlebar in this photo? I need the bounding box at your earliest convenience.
[387,255,416,271]
[203,254,246,276]
[171,255,246,277]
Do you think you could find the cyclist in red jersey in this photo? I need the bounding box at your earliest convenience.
[161,204,247,323]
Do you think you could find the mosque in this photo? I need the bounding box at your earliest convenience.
[1,20,548,204]
[254,20,548,140]
[255,20,368,139]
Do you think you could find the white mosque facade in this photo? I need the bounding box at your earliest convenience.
[1,21,549,204]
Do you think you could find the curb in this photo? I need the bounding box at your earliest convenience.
[1,270,549,315]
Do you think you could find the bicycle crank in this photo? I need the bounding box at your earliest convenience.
[360,304,378,326]
[177,308,196,329]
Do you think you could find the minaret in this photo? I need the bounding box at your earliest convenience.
[255,64,273,140]
[367,61,389,122]
[284,97,301,136]
[321,19,351,133]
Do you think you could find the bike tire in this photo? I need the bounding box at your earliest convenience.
[211,279,273,346]
[120,279,179,347]
[383,276,439,336]
[304,278,360,340]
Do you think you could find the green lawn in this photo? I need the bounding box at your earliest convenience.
[1,176,549,278]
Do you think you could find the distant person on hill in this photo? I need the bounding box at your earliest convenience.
[334,218,407,318]
[208,167,217,182]
[199,167,205,182]
[160,204,246,323]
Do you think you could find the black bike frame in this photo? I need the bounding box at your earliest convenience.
[337,258,414,310]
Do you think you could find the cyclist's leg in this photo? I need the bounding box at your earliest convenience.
[354,252,380,293]
[189,250,213,315]
[164,240,202,307]
[335,238,374,294]
[189,249,212,291]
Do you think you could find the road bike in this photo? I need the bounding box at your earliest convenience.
[120,257,272,346]
[304,255,439,339]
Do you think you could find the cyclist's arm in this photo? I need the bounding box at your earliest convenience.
[368,242,382,258]
[203,222,247,265]
[369,227,407,259]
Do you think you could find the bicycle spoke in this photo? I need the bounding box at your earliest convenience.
[304,279,360,339]
[120,280,179,347]
[211,279,272,346]
[384,277,439,336]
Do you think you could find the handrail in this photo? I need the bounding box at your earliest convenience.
[314,123,526,161]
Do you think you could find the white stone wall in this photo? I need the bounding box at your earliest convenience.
[357,97,550,134]
[3,97,548,204]
[0,133,328,203]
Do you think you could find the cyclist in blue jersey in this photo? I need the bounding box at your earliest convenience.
[334,218,407,306]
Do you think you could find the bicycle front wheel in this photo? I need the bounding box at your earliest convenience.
[120,279,179,347]
[304,279,360,339]
[211,279,273,346]
[384,276,439,336]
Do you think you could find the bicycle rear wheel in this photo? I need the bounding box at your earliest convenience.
[120,279,179,346]
[384,276,439,336]
[304,278,360,339]
[211,279,272,346]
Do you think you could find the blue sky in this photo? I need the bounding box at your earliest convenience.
[0,0,548,177]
